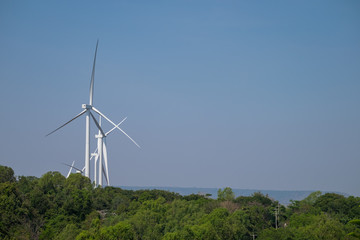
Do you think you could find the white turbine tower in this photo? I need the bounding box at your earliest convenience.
[47,41,140,182]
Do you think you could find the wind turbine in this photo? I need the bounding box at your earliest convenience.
[46,41,140,182]
[93,116,127,187]
[62,161,83,178]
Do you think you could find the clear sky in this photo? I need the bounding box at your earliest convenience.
[1,1,359,196]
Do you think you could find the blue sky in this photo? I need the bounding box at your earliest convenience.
[1,1,359,196]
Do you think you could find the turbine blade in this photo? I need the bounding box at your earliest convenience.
[73,166,83,173]
[62,162,83,173]
[94,151,99,164]
[94,138,100,187]
[89,40,99,106]
[90,147,98,161]
[95,138,101,164]
[92,107,141,148]
[66,161,75,178]
[46,109,87,137]
[103,139,110,185]
[101,140,109,186]
[102,164,109,185]
[102,162,108,185]
[62,162,73,168]
[105,117,127,136]
[90,111,106,137]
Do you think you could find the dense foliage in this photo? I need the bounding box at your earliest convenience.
[0,165,359,239]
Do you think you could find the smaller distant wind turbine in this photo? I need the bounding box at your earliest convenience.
[62,162,84,178]
[93,116,127,187]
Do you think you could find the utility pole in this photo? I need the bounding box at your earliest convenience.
[251,232,256,240]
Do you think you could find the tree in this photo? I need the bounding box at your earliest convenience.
[63,173,93,220]
[54,223,80,240]
[314,193,360,222]
[100,221,135,240]
[1,165,359,239]
[217,187,235,201]
[227,210,249,238]
[0,182,23,238]
[0,165,16,183]
[348,219,360,239]
[348,205,360,239]
[287,213,346,239]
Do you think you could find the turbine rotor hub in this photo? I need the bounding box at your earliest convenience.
[82,104,92,109]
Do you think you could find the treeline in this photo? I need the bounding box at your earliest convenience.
[0,165,360,239]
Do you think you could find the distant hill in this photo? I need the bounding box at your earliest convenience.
[119,186,348,205]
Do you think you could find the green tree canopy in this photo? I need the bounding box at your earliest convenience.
[217,187,235,201]
[0,165,16,183]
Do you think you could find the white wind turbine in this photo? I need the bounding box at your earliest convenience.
[46,41,140,182]
[62,161,83,178]
[93,116,127,187]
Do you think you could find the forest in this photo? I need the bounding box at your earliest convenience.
[1,165,360,240]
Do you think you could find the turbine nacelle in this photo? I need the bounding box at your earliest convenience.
[95,133,103,138]
[82,104,92,110]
